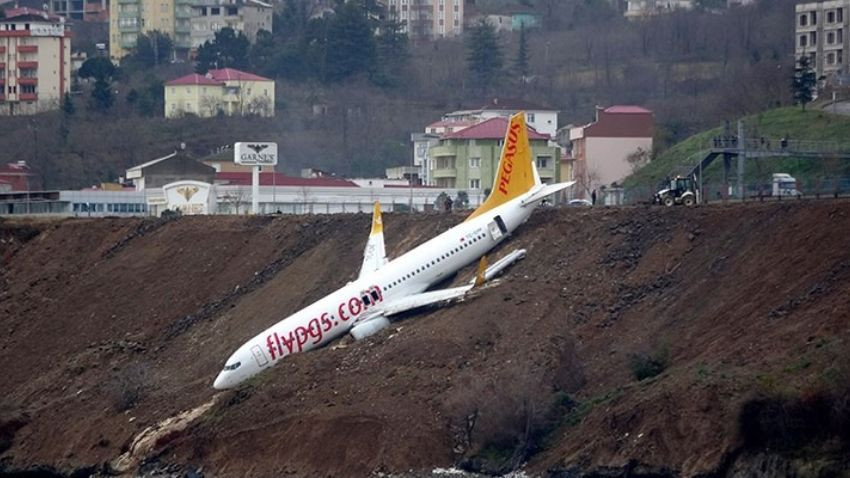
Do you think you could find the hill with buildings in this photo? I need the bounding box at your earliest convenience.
[624,107,850,198]
[1,201,849,476]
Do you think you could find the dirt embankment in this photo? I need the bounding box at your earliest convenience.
[1,202,849,477]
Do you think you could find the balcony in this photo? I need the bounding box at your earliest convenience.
[432,168,457,178]
[18,77,37,85]
[18,61,38,69]
[19,92,37,101]
[17,45,38,54]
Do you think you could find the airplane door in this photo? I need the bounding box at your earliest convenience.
[488,215,509,240]
[250,345,269,367]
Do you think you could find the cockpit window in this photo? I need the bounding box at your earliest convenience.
[223,361,241,371]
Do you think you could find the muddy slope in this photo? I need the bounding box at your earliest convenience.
[1,202,849,477]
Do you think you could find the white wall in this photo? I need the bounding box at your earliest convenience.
[585,137,653,187]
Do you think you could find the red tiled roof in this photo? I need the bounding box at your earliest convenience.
[2,7,61,21]
[604,105,653,114]
[215,172,359,188]
[207,68,271,82]
[165,73,222,86]
[442,117,550,140]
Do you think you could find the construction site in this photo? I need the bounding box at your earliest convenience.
[1,200,849,477]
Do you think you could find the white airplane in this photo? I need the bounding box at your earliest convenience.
[213,113,575,389]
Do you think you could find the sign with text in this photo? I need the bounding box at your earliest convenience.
[163,180,212,215]
[235,142,278,166]
[31,24,65,37]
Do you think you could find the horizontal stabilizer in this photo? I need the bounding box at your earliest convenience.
[520,181,577,207]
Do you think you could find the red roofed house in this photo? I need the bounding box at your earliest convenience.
[164,67,274,118]
[569,105,653,196]
[0,8,71,116]
[0,161,41,191]
[427,116,560,191]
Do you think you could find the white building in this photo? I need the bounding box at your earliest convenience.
[190,0,273,49]
[796,1,849,81]
[625,0,693,19]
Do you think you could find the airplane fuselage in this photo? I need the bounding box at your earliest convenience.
[213,195,536,389]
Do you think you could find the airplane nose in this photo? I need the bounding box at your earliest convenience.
[213,372,228,390]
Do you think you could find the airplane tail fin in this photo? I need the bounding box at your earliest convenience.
[466,112,538,221]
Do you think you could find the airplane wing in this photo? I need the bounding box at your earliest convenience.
[350,251,526,340]
[358,202,388,279]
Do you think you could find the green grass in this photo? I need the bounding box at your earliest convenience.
[625,107,850,189]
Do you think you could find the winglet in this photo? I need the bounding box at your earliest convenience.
[474,255,488,288]
[370,201,383,236]
[465,112,538,221]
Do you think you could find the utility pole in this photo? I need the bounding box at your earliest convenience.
[737,119,745,199]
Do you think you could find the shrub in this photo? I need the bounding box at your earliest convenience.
[629,346,670,381]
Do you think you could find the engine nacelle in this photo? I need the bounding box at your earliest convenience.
[350,316,391,341]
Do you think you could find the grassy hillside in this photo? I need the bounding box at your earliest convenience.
[626,107,850,190]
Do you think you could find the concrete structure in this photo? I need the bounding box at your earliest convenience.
[49,0,108,21]
[728,0,756,6]
[164,68,274,118]
[483,11,540,32]
[0,8,71,115]
[796,1,849,81]
[109,0,193,61]
[125,151,217,190]
[625,0,693,19]
[190,0,272,49]
[428,116,560,193]
[442,99,559,138]
[569,105,653,195]
[386,0,463,40]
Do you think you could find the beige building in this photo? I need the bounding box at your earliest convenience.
[190,0,272,48]
[387,0,463,39]
[796,1,849,81]
[109,0,193,61]
[0,8,71,116]
[569,106,653,196]
[164,68,274,118]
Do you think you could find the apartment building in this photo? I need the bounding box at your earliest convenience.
[796,1,849,81]
[624,0,693,19]
[0,8,71,116]
[109,0,193,61]
[190,0,272,48]
[164,67,274,118]
[49,0,108,21]
[386,0,463,40]
[428,117,560,191]
[569,106,653,195]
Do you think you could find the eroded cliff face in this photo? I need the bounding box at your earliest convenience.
[1,202,849,477]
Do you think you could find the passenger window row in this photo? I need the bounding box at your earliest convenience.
[383,233,488,291]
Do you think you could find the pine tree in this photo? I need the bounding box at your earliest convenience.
[514,23,530,83]
[324,1,376,83]
[194,28,250,74]
[91,79,114,111]
[467,19,503,93]
[62,92,75,117]
[372,19,409,87]
[792,55,818,110]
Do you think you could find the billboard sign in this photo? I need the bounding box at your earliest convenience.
[235,142,278,166]
[163,180,213,215]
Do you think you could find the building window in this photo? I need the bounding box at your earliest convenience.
[828,10,836,23]
[526,112,535,123]
[839,8,845,22]
[536,157,549,169]
[800,14,808,27]
[828,31,836,44]
[828,52,836,65]
[227,6,237,15]
[800,35,808,48]
[811,31,817,46]
[469,179,480,189]
[211,7,220,15]
[811,12,817,25]
[469,157,480,168]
